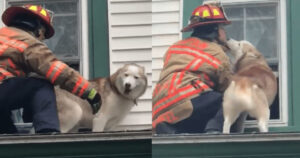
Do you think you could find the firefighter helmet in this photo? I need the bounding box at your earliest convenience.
[2,5,54,39]
[181,4,231,32]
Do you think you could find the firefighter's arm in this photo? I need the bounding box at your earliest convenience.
[23,42,101,114]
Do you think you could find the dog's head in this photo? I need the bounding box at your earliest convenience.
[226,39,265,65]
[112,63,147,102]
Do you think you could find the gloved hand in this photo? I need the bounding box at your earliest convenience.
[87,89,102,114]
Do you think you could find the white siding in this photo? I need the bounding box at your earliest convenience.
[0,1,5,27]
[108,0,152,130]
[152,0,183,86]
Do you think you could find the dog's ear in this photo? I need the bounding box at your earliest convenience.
[110,68,121,84]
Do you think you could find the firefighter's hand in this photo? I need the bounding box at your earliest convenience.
[87,89,102,114]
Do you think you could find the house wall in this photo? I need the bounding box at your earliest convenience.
[152,0,182,86]
[107,0,152,130]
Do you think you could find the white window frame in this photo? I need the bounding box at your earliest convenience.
[221,0,288,128]
[80,0,89,78]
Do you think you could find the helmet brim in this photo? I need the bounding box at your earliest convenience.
[181,20,231,32]
[2,6,54,39]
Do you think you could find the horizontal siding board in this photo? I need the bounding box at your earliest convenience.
[152,45,169,58]
[152,69,162,82]
[111,49,151,62]
[111,36,151,50]
[152,0,180,12]
[111,13,151,25]
[110,1,151,13]
[152,58,164,70]
[152,23,180,35]
[152,12,180,23]
[111,25,151,37]
[132,100,152,112]
[139,86,152,100]
[152,34,179,46]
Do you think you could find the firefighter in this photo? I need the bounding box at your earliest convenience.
[153,3,232,134]
[0,5,101,134]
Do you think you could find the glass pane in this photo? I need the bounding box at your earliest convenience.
[45,15,78,58]
[224,7,243,19]
[246,19,277,59]
[44,2,78,58]
[44,2,77,14]
[224,21,244,40]
[246,5,277,18]
[8,1,79,58]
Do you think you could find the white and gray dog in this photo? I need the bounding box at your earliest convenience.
[56,63,148,133]
[223,39,277,133]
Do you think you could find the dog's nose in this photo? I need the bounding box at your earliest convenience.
[125,83,131,89]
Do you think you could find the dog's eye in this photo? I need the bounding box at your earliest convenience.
[134,76,139,79]
[124,73,129,77]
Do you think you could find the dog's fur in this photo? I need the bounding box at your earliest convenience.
[56,63,147,133]
[222,39,277,133]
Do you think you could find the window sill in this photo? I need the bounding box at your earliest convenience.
[153,132,300,158]
[0,130,152,145]
[153,132,300,144]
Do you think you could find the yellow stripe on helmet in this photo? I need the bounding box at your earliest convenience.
[40,9,47,16]
[29,5,38,11]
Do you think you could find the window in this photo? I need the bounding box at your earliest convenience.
[5,0,88,132]
[222,0,288,128]
[7,0,82,70]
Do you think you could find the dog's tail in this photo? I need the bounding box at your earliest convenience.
[229,78,255,110]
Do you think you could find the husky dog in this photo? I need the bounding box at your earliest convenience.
[222,39,277,134]
[56,63,148,133]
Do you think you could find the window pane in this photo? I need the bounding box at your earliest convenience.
[224,7,243,19]
[246,5,276,18]
[246,19,277,59]
[8,1,79,59]
[44,2,77,14]
[44,2,78,58]
[224,4,278,61]
[224,21,244,40]
[45,15,78,58]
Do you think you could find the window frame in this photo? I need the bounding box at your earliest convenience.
[220,0,288,129]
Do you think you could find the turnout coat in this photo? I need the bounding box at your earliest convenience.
[152,37,232,129]
[0,26,93,99]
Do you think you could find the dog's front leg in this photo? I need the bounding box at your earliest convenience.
[92,113,107,132]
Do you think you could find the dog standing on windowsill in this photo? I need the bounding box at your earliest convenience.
[222,39,277,133]
[56,63,148,133]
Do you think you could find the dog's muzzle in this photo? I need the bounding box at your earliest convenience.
[124,83,131,94]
